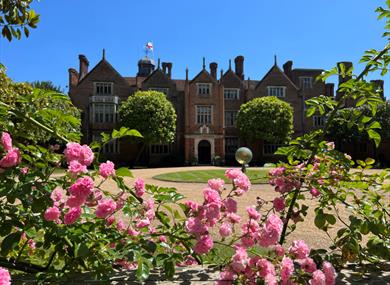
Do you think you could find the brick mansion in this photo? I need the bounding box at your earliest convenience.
[68,51,387,166]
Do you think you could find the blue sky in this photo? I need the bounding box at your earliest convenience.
[0,0,388,98]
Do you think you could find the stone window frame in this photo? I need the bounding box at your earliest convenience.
[267,86,286,98]
[225,137,239,154]
[299,76,313,89]
[92,134,120,154]
[196,83,212,97]
[196,105,213,125]
[224,110,238,127]
[150,144,171,155]
[224,88,240,100]
[91,103,117,124]
[94,82,114,96]
[149,87,169,95]
[263,143,283,156]
[313,115,326,127]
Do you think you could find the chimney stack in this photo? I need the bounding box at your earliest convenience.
[78,54,89,80]
[371,79,385,100]
[162,62,168,74]
[325,83,334,98]
[283,60,293,79]
[337,61,353,86]
[234,55,244,80]
[68,68,79,90]
[210,62,218,79]
[166,62,172,79]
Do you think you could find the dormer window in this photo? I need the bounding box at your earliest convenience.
[224,88,240,100]
[197,83,211,96]
[267,86,286,97]
[299,77,313,89]
[95,82,113,95]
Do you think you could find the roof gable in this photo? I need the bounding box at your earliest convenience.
[190,69,217,84]
[255,64,299,90]
[77,59,129,87]
[142,68,173,87]
[221,69,243,87]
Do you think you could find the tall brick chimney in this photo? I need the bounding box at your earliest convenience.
[325,83,334,98]
[337,61,353,86]
[162,62,168,74]
[68,68,79,90]
[210,62,218,79]
[234,55,244,80]
[283,60,293,79]
[371,79,385,99]
[166,62,172,79]
[78,54,89,80]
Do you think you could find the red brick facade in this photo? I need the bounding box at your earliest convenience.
[68,52,387,166]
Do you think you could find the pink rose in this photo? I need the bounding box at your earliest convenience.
[185,200,199,212]
[50,188,63,202]
[69,176,94,199]
[269,167,285,177]
[234,173,251,192]
[193,234,213,254]
[208,178,224,192]
[127,227,140,236]
[64,207,82,225]
[20,167,29,175]
[281,257,294,285]
[106,216,115,226]
[116,219,126,231]
[203,188,221,204]
[224,198,237,213]
[273,197,286,212]
[0,148,21,168]
[326,142,335,150]
[64,142,94,166]
[246,206,261,220]
[274,244,285,256]
[322,261,337,285]
[68,160,87,176]
[289,239,310,259]
[310,187,321,197]
[219,222,232,237]
[1,132,12,152]
[256,258,276,278]
[231,246,248,273]
[299,257,317,273]
[44,206,61,221]
[216,270,235,285]
[310,270,326,285]
[134,178,145,197]
[66,195,87,208]
[185,217,208,235]
[227,213,241,224]
[0,267,11,285]
[258,214,283,247]
[159,235,167,243]
[95,199,117,218]
[225,168,242,180]
[99,160,115,178]
[136,218,150,229]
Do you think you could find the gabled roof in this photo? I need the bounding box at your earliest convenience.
[77,58,129,86]
[221,68,243,84]
[255,64,299,90]
[190,68,217,84]
[141,68,172,86]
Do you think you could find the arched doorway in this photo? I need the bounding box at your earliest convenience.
[198,140,211,164]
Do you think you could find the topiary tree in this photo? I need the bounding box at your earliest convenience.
[236,96,293,143]
[119,90,177,164]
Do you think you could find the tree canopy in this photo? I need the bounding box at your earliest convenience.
[118,90,176,145]
[0,0,40,41]
[30,81,63,93]
[236,96,293,143]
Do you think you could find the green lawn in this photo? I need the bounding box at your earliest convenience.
[153,168,269,184]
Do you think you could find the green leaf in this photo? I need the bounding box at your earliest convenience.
[314,211,326,229]
[75,243,90,257]
[325,214,336,225]
[136,261,150,281]
[365,158,375,165]
[367,129,381,147]
[1,232,22,256]
[164,259,175,279]
[115,167,133,177]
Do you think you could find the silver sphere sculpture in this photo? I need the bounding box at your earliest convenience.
[235,147,253,169]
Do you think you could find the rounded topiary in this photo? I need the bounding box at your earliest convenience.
[236,96,293,143]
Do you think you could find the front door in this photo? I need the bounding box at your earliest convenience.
[198,140,211,164]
